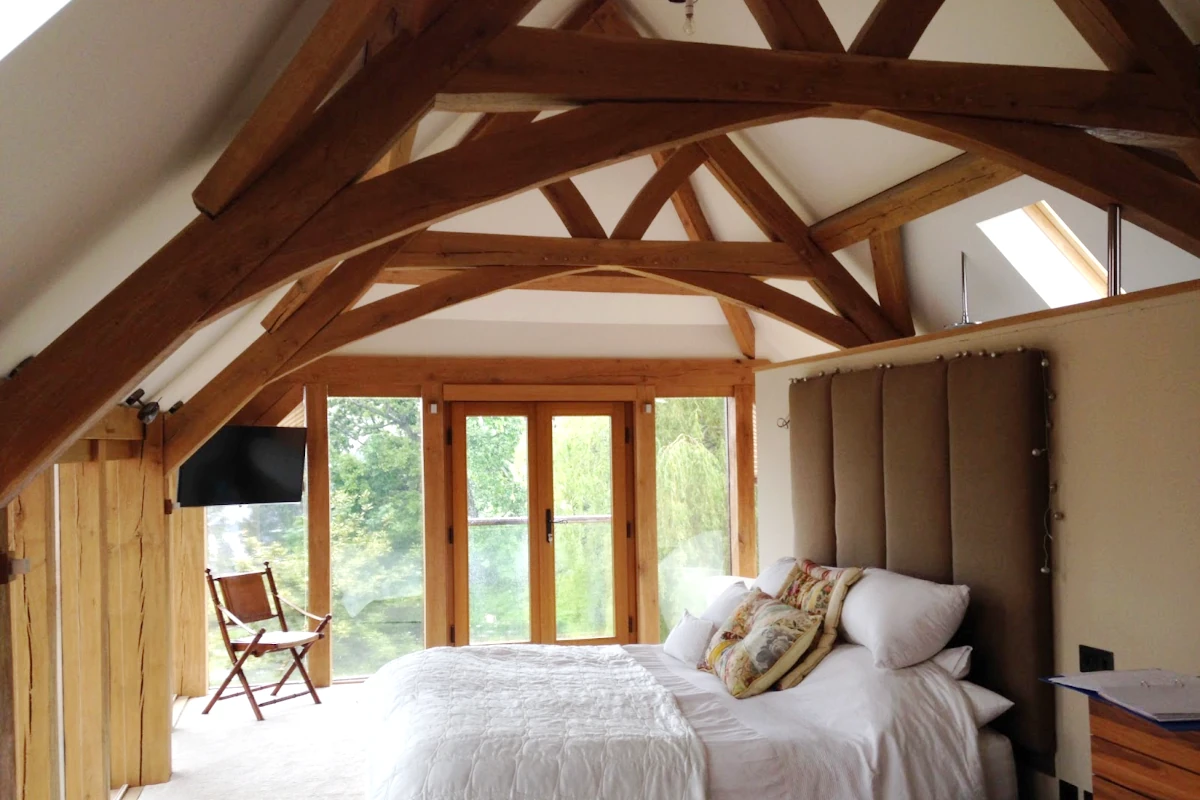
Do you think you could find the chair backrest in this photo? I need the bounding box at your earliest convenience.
[213,570,276,624]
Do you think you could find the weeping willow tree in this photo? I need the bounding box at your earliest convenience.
[655,397,730,635]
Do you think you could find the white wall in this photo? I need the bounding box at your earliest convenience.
[755,285,1200,793]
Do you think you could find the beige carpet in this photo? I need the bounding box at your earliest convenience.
[140,684,366,799]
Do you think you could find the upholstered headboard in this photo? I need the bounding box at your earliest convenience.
[788,350,1054,769]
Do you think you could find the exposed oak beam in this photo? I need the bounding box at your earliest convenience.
[594,2,756,358]
[540,180,608,238]
[463,0,611,235]
[284,354,757,394]
[361,126,417,181]
[1052,0,1146,72]
[261,265,337,332]
[719,304,758,359]
[207,102,817,318]
[868,228,915,337]
[653,150,756,359]
[850,0,946,57]
[699,135,899,342]
[164,242,400,470]
[0,0,536,507]
[193,0,394,215]
[1068,0,1200,177]
[866,110,1200,258]
[279,267,582,377]
[612,144,708,241]
[743,0,843,53]
[377,267,701,295]
[810,153,1022,252]
[229,383,304,425]
[383,231,811,276]
[442,28,1193,138]
[630,270,868,349]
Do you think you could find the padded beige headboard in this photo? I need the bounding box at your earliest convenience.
[789,350,1054,769]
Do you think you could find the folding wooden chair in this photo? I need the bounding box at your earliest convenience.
[204,562,331,721]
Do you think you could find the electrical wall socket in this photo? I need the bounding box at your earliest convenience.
[1079,645,1114,672]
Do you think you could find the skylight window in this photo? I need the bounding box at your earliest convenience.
[978,201,1107,309]
[0,0,73,63]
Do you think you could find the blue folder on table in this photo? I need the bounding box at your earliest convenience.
[1043,670,1200,732]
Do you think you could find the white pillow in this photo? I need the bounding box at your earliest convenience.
[931,646,973,679]
[839,568,970,669]
[750,557,796,596]
[663,611,717,668]
[703,575,749,607]
[700,580,749,624]
[959,680,1014,727]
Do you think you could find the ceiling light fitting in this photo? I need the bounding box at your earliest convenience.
[668,0,698,36]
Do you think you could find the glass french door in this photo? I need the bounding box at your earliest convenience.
[450,402,631,646]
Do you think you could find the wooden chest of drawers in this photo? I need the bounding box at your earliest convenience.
[1089,698,1200,800]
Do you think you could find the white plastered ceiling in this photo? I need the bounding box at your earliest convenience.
[2,0,1199,409]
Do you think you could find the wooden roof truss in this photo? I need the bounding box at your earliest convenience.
[2,0,1200,502]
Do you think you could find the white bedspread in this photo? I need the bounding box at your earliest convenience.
[361,644,707,800]
[628,643,987,800]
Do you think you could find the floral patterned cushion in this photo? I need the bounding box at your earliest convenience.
[773,559,863,690]
[704,589,824,699]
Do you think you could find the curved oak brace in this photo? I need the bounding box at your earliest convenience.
[630,269,868,350]
[612,144,709,241]
[743,0,843,54]
[277,266,583,378]
[699,135,899,343]
[540,180,608,239]
[209,102,817,319]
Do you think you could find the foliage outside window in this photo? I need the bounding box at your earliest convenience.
[551,415,615,640]
[328,397,425,678]
[656,397,731,637]
[206,397,427,684]
[464,415,531,644]
[206,502,307,686]
[463,413,618,643]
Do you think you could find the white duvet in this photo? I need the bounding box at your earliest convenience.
[361,644,707,800]
[628,643,987,800]
[362,642,985,800]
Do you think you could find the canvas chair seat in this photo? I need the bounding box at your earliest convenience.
[232,630,321,653]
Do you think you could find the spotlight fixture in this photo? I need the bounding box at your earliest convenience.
[125,388,161,425]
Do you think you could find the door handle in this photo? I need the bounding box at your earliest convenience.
[545,509,554,544]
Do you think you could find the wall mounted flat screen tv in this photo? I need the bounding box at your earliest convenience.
[177,426,307,507]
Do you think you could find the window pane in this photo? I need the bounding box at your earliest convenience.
[655,397,731,637]
[552,415,614,640]
[206,502,307,686]
[328,397,425,678]
[466,415,531,644]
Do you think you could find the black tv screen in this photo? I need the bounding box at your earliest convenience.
[177,426,307,507]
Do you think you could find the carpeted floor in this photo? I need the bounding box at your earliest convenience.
[139,684,367,799]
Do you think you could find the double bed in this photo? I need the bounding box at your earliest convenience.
[360,351,1052,799]
[362,641,1015,800]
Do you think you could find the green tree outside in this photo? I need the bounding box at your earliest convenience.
[206,396,731,682]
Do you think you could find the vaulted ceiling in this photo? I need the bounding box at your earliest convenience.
[2,0,1200,504]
